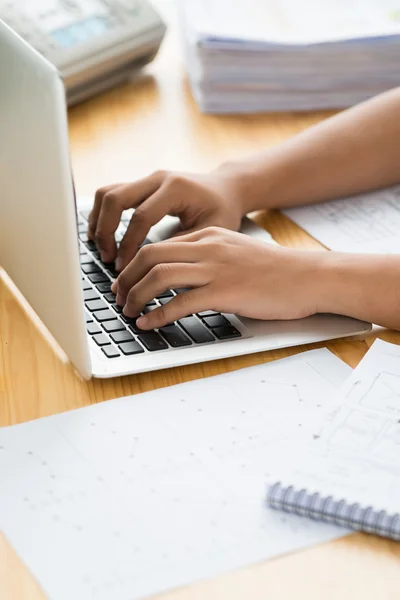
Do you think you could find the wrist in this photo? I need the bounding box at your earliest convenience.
[280,247,400,330]
[215,148,296,215]
[290,249,334,317]
[214,156,278,215]
[278,249,348,319]
[313,252,371,320]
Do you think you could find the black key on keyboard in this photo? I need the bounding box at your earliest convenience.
[110,330,135,344]
[178,317,215,344]
[159,325,192,348]
[159,297,173,305]
[156,290,174,299]
[174,288,191,294]
[81,263,101,275]
[96,282,112,293]
[93,333,110,346]
[203,315,230,328]
[87,322,102,335]
[102,319,125,333]
[111,304,123,314]
[85,299,108,312]
[104,293,116,303]
[145,299,157,306]
[197,310,219,318]
[88,272,109,284]
[103,262,119,278]
[119,340,144,355]
[121,313,138,324]
[101,345,121,358]
[85,240,97,252]
[83,289,100,302]
[120,315,144,333]
[212,325,241,340]
[94,309,116,322]
[138,331,168,351]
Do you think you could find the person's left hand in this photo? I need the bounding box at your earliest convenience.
[111,227,327,330]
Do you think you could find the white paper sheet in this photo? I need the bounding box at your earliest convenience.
[271,340,400,515]
[0,349,351,600]
[283,185,400,253]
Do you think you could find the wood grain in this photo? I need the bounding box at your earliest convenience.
[1,2,400,597]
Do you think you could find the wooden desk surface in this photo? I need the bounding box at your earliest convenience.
[1,4,400,598]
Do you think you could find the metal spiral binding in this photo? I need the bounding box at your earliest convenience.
[267,482,400,540]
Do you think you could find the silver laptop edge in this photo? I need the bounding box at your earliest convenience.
[0,20,92,379]
[0,20,372,379]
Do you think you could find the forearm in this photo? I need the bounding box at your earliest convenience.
[221,87,400,213]
[314,252,400,330]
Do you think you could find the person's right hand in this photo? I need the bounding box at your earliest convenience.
[111,227,327,331]
[88,166,247,272]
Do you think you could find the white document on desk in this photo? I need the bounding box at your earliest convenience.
[0,349,351,600]
[309,339,400,514]
[283,185,400,253]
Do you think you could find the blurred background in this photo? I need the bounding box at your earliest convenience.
[3,0,400,192]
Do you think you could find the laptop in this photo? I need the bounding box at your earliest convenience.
[0,21,372,379]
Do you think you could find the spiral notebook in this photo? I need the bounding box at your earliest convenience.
[267,339,400,541]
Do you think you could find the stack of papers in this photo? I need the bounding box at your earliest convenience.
[179,0,400,113]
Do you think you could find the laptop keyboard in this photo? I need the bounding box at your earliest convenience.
[78,211,241,359]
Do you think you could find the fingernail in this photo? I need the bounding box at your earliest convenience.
[115,258,122,272]
[136,316,148,329]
